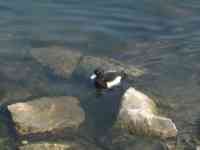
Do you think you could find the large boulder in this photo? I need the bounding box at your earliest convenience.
[30,46,82,79]
[73,56,146,79]
[7,96,85,136]
[115,87,177,140]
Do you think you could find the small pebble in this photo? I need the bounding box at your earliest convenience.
[21,140,28,145]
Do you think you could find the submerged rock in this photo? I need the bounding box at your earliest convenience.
[30,46,146,80]
[19,143,71,150]
[74,55,146,79]
[115,87,177,140]
[30,46,82,79]
[18,139,102,150]
[7,96,85,136]
[106,135,167,150]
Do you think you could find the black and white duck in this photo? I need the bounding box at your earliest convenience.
[90,68,126,89]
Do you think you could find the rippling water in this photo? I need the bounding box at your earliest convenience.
[0,0,200,149]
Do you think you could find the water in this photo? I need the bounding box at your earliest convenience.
[0,0,200,149]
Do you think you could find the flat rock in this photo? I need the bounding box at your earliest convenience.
[19,143,71,150]
[7,96,85,136]
[30,46,82,79]
[115,87,177,140]
[74,55,146,79]
[106,135,166,150]
[19,140,102,150]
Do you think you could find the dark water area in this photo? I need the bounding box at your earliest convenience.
[0,0,200,149]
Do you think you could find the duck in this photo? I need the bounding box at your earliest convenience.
[90,68,126,89]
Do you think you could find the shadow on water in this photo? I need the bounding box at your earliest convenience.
[74,74,140,150]
[78,87,125,149]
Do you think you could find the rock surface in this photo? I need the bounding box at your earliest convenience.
[74,55,146,79]
[30,46,82,79]
[19,143,72,150]
[100,132,167,150]
[18,140,102,150]
[30,46,146,80]
[115,87,177,139]
[7,96,85,136]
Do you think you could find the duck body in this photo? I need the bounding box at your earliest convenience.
[90,68,126,89]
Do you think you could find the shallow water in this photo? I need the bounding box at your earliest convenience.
[0,0,200,149]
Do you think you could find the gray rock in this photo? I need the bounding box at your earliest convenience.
[74,56,146,79]
[7,96,85,136]
[30,46,146,79]
[30,46,82,79]
[115,87,177,140]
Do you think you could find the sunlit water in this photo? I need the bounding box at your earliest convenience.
[0,0,200,149]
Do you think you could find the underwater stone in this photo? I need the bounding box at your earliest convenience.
[74,55,146,79]
[31,46,146,80]
[18,143,74,150]
[7,96,85,136]
[30,46,82,79]
[18,140,103,150]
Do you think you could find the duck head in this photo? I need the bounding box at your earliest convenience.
[90,68,104,80]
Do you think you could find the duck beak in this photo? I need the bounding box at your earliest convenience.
[90,74,96,80]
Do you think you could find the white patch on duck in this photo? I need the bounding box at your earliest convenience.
[90,74,97,80]
[106,70,117,73]
[106,76,122,88]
